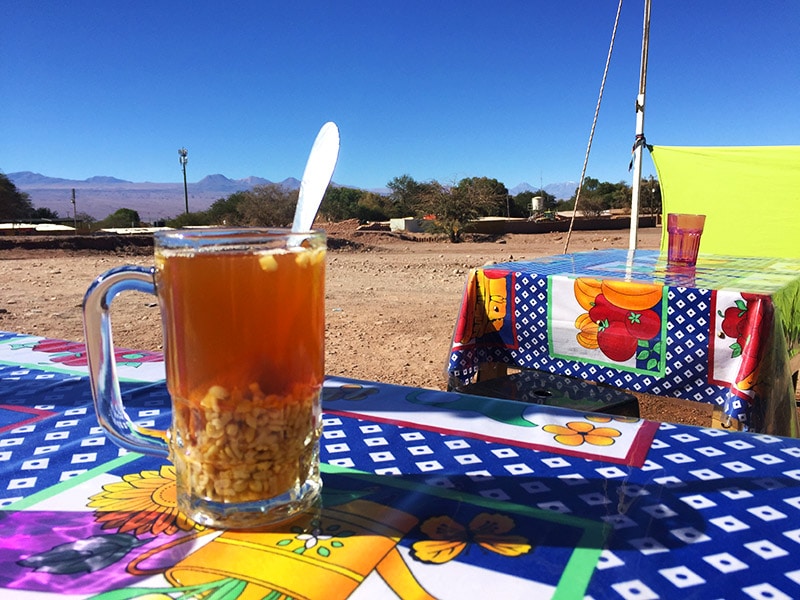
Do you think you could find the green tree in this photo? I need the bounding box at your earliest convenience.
[608,180,632,210]
[166,211,212,228]
[318,176,429,222]
[0,173,34,220]
[320,187,364,221]
[206,191,249,225]
[638,175,661,216]
[555,197,575,212]
[201,185,298,227]
[353,191,392,222]
[238,184,298,227]
[577,195,607,217]
[412,180,497,243]
[511,191,535,217]
[97,208,141,229]
[31,207,61,220]
[575,177,606,217]
[455,177,510,217]
[387,175,431,218]
[572,177,631,217]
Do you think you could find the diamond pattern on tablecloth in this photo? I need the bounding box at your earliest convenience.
[612,579,660,600]
[0,371,170,504]
[742,583,793,600]
[580,492,612,506]
[745,539,790,559]
[748,506,787,521]
[703,552,749,573]
[314,408,800,599]
[658,565,706,588]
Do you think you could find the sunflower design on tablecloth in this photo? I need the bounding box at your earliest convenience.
[16,466,204,582]
[87,465,202,536]
[22,465,441,599]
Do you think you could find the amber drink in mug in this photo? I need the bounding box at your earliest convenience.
[83,229,326,528]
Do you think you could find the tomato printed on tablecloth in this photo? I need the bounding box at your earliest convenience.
[548,275,668,376]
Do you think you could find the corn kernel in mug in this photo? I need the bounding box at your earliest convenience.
[259,254,279,271]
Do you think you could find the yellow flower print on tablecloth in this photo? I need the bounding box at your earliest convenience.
[411,513,531,564]
[542,421,622,447]
[585,414,640,424]
[88,465,203,536]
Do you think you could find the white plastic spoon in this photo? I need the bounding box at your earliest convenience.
[292,121,340,232]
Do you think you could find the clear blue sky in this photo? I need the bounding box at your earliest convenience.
[2,1,798,190]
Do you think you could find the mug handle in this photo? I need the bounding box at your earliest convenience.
[83,265,169,457]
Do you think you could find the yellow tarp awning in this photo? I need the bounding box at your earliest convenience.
[650,145,800,259]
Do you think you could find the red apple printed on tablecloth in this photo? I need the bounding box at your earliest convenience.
[574,278,663,364]
[718,293,771,391]
[719,293,762,358]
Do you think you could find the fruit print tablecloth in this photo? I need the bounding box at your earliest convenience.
[448,249,800,437]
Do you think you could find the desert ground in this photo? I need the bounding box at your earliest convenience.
[1,221,791,428]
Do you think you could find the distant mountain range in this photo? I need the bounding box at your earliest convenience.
[7,171,578,221]
[7,172,304,221]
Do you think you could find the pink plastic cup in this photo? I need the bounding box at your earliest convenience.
[667,213,706,267]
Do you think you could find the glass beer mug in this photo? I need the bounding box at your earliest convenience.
[83,228,326,528]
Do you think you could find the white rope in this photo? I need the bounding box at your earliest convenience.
[563,0,625,254]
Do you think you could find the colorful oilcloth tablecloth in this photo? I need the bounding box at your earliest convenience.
[2,332,800,599]
[448,250,800,437]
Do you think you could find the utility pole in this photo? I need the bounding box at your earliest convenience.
[179,147,189,214]
[71,188,77,230]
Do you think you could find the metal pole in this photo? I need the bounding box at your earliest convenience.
[629,0,651,251]
[71,188,77,230]
[179,148,189,214]
[183,165,188,215]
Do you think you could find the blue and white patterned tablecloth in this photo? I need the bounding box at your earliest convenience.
[2,332,800,599]
[448,249,800,436]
